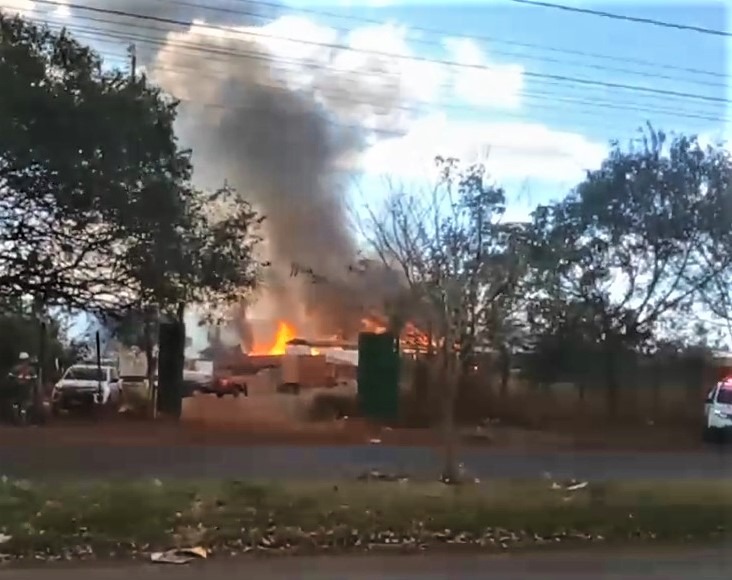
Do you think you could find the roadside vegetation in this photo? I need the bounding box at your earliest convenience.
[0,478,729,561]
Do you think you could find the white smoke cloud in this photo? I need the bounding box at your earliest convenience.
[360,113,608,185]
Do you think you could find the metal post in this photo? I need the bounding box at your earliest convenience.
[96,331,102,401]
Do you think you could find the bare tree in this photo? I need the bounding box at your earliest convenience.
[359,157,526,482]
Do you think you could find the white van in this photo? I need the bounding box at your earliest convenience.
[703,377,732,442]
[51,364,122,413]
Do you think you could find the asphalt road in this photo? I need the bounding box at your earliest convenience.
[3,549,732,579]
[3,444,732,480]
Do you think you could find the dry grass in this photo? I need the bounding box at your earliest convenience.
[1,478,731,560]
[452,385,705,445]
[303,382,701,426]
[396,368,707,436]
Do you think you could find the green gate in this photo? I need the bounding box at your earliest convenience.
[358,332,399,421]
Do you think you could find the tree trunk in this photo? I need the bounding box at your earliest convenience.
[440,349,460,484]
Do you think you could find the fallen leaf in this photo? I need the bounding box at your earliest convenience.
[150,546,207,565]
[179,546,207,559]
[151,550,192,565]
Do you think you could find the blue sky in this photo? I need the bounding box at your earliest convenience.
[7,0,727,217]
[350,1,728,141]
[277,0,728,215]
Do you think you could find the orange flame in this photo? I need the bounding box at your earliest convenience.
[361,317,387,334]
[250,320,297,355]
[360,317,433,353]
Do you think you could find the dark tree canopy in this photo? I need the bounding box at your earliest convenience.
[528,129,732,354]
[0,14,265,320]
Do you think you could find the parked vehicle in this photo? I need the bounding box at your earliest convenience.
[182,369,212,397]
[51,364,122,414]
[703,377,732,442]
[203,373,248,397]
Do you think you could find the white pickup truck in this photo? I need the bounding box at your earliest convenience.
[51,364,122,413]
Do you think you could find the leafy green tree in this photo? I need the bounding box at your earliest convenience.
[2,15,266,401]
[117,184,265,414]
[0,14,191,313]
[528,128,732,411]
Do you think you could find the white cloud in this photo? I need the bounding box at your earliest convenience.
[152,14,526,133]
[7,7,593,194]
[360,113,608,184]
[52,0,69,18]
[150,15,603,192]
[6,5,521,116]
[242,15,338,69]
[0,0,34,16]
[443,37,524,109]
[697,129,730,150]
[153,16,448,134]
[0,0,69,17]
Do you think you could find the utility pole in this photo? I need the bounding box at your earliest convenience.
[127,43,137,80]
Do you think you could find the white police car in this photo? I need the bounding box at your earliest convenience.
[703,377,732,442]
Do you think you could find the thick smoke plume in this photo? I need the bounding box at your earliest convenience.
[28,1,427,342]
[148,7,422,340]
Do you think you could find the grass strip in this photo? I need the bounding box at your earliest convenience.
[0,478,728,561]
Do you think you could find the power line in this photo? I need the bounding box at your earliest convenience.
[509,0,732,38]
[29,0,730,107]
[34,11,729,128]
[53,11,714,110]
[175,0,726,80]
[151,0,728,91]
[32,38,726,152]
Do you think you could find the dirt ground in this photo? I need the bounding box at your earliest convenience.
[0,413,706,452]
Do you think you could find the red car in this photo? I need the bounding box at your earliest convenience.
[182,370,247,398]
[208,375,248,398]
